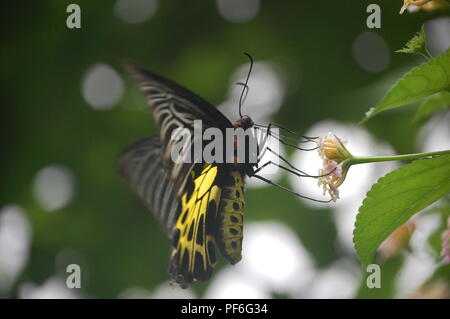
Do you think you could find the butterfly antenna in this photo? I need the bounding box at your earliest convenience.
[236,82,250,106]
[238,52,254,118]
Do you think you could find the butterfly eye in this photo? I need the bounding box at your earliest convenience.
[234,116,254,129]
[243,116,254,128]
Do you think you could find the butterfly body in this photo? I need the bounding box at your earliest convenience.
[119,61,259,288]
[216,167,246,265]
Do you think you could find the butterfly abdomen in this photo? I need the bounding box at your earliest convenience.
[217,169,246,265]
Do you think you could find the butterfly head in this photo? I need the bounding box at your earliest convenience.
[234,115,254,129]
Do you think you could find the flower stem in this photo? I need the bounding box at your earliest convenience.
[420,47,433,60]
[349,150,450,165]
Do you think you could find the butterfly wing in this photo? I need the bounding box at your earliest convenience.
[122,61,233,196]
[119,136,226,287]
[120,62,247,287]
[118,136,180,235]
[169,163,224,287]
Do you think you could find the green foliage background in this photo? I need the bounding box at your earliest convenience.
[0,1,449,298]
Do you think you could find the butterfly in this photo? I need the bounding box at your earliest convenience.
[118,55,329,288]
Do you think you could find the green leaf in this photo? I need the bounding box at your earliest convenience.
[396,25,428,57]
[361,48,450,123]
[413,91,450,123]
[353,155,450,267]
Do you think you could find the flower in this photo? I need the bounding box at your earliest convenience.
[399,0,447,14]
[441,217,450,264]
[317,133,350,163]
[316,133,352,202]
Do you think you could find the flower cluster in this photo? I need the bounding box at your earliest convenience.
[316,133,352,202]
[399,0,447,14]
[441,217,450,264]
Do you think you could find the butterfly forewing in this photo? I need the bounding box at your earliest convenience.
[118,136,181,235]
[122,61,233,196]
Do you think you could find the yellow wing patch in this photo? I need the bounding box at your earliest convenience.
[168,164,222,287]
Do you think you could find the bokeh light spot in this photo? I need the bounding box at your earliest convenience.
[306,260,360,299]
[114,0,159,24]
[240,221,315,293]
[33,165,75,212]
[205,221,316,297]
[204,267,270,298]
[19,276,80,299]
[82,63,124,110]
[0,205,32,293]
[151,281,196,299]
[216,0,260,23]
[417,112,450,153]
[352,31,390,73]
[394,214,440,298]
[425,17,450,56]
[218,62,285,123]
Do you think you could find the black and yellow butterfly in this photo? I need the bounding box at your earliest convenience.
[118,57,326,288]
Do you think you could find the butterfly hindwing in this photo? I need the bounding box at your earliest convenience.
[119,137,227,287]
[169,163,223,287]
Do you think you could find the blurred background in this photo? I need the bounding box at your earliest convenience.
[1,0,449,299]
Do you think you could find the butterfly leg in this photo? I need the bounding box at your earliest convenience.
[251,173,332,203]
[251,145,335,203]
[258,121,317,142]
[254,124,318,153]
[255,122,273,161]
[254,125,325,178]
[253,156,334,179]
[259,146,336,178]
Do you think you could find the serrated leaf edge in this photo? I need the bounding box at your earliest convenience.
[353,155,450,267]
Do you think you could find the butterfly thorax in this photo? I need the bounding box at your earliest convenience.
[231,115,256,177]
[233,115,254,129]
